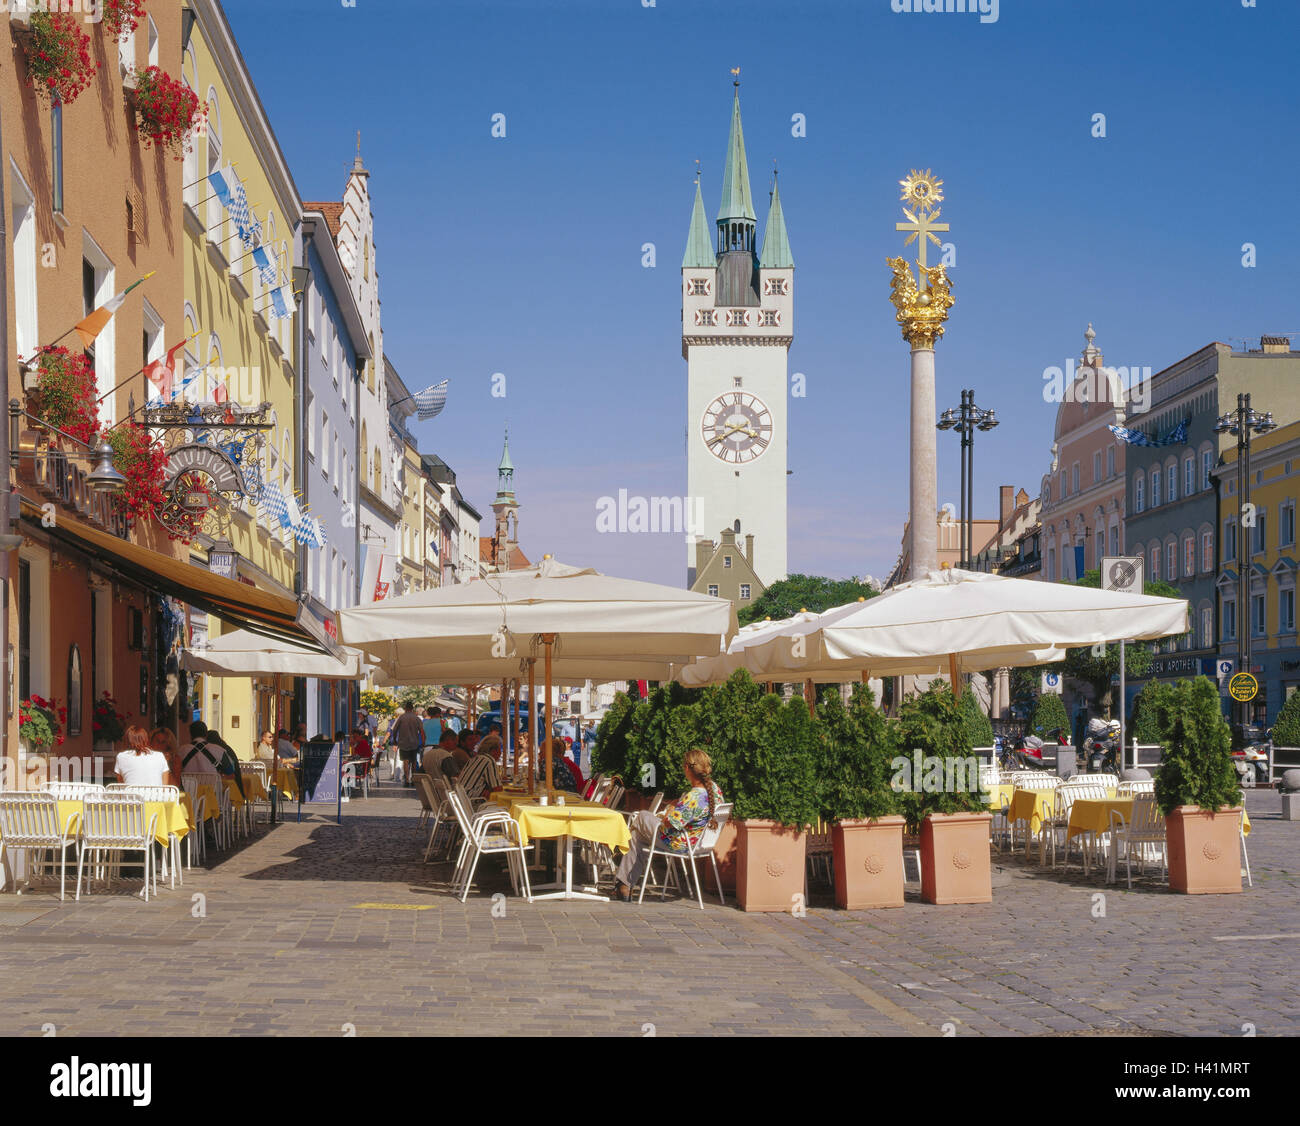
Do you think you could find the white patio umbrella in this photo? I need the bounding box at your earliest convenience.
[338,557,736,790]
[180,629,371,678]
[730,568,1187,697]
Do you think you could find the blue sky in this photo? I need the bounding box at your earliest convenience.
[226,0,1300,586]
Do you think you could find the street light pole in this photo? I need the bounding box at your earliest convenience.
[938,389,998,570]
[1215,392,1276,733]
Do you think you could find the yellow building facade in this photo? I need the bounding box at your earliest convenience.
[183,0,303,745]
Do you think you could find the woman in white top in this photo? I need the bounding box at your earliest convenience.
[114,724,173,786]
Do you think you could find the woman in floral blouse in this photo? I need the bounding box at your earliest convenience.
[615,748,723,901]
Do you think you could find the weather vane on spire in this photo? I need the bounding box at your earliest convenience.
[730,66,740,85]
[694,158,701,184]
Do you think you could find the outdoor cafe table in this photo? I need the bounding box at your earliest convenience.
[985,783,1016,812]
[496,795,631,902]
[222,772,268,809]
[55,796,193,848]
[1066,798,1253,879]
[1006,787,1059,848]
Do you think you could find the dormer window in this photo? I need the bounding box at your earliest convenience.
[723,555,732,568]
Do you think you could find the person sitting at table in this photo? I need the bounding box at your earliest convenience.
[255,730,276,763]
[116,724,173,786]
[470,734,502,790]
[614,748,723,902]
[446,729,471,772]
[180,721,220,779]
[351,727,374,760]
[204,728,246,798]
[275,729,299,763]
[420,739,454,783]
[150,727,182,784]
[537,738,581,794]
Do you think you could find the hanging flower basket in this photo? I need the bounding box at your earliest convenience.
[92,691,128,744]
[19,695,65,752]
[104,421,169,529]
[104,0,147,43]
[19,12,97,107]
[31,346,101,446]
[128,66,207,159]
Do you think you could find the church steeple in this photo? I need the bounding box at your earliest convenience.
[682,178,714,269]
[495,428,514,502]
[716,83,757,256]
[759,174,793,268]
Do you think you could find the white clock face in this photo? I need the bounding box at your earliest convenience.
[702,391,772,464]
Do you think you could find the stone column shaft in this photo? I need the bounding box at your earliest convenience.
[909,344,938,579]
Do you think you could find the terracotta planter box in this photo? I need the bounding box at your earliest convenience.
[832,817,905,909]
[920,811,993,905]
[736,820,806,912]
[1166,806,1243,895]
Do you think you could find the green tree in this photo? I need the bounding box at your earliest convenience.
[725,691,821,827]
[592,690,641,782]
[359,689,397,719]
[737,573,879,627]
[1152,677,1241,815]
[1270,689,1300,748]
[624,681,701,794]
[892,686,984,827]
[1030,692,1069,737]
[958,687,994,748]
[816,683,898,821]
[1129,679,1176,744]
[1056,569,1185,715]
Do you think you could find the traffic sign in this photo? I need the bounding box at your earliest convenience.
[1041,670,1062,695]
[1101,555,1143,594]
[1228,672,1259,702]
[1218,659,1235,680]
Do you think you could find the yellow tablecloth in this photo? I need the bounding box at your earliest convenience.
[222,773,268,808]
[193,783,221,822]
[1068,799,1252,840]
[1067,797,1134,840]
[55,798,191,847]
[273,767,299,800]
[1007,788,1057,835]
[506,798,631,852]
[985,783,1016,811]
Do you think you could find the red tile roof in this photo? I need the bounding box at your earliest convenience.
[303,201,344,240]
[479,538,532,570]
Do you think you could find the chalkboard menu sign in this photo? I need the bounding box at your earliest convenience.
[297,740,342,823]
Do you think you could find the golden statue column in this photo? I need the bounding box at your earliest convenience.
[889,170,954,580]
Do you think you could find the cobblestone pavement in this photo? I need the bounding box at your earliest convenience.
[1,773,1296,1037]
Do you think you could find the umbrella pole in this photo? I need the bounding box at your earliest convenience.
[526,659,536,793]
[543,634,555,793]
[500,679,509,776]
[511,679,521,786]
[948,653,961,702]
[804,677,815,719]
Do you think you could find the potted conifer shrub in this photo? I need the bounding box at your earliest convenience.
[819,685,905,909]
[1152,677,1245,895]
[895,686,993,905]
[728,685,819,912]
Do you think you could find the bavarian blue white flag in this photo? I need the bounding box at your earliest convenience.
[252,243,277,287]
[229,179,262,248]
[259,483,291,528]
[413,380,449,421]
[1108,419,1189,448]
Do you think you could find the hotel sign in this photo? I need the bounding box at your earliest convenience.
[17,430,130,538]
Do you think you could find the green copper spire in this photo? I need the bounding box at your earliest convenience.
[496,428,514,500]
[717,85,756,225]
[759,176,793,268]
[682,179,715,268]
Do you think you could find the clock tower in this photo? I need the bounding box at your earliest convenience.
[683,81,792,588]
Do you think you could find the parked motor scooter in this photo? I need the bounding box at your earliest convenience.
[1230,723,1271,786]
[1082,717,1122,774]
[999,728,1065,771]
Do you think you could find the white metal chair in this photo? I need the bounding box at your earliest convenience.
[446,790,532,903]
[1116,780,1154,796]
[180,775,209,867]
[111,785,183,890]
[412,773,437,829]
[1010,772,1061,789]
[239,761,271,824]
[422,778,458,862]
[39,780,103,799]
[0,792,80,900]
[1107,796,1167,888]
[1067,773,1118,791]
[637,802,733,909]
[1048,781,1109,870]
[1240,809,1252,888]
[76,795,158,902]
